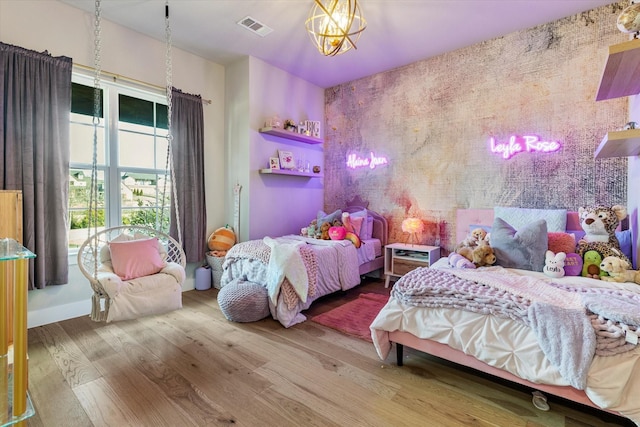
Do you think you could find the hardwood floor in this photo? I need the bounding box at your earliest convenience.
[25,279,633,427]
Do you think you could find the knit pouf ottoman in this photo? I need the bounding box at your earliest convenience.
[217,279,270,322]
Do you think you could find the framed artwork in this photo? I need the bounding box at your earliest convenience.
[278,150,295,170]
[269,157,280,169]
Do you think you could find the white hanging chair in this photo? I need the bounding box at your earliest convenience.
[78,226,186,322]
[78,0,186,323]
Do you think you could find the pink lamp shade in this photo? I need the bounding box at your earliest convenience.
[401,218,424,234]
[402,218,424,245]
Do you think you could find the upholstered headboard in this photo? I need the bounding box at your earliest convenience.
[343,197,388,247]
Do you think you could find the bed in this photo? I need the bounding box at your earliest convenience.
[371,208,640,425]
[220,200,388,327]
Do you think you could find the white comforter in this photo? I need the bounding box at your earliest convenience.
[371,258,640,424]
[221,236,363,327]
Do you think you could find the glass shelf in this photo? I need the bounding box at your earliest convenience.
[1,372,35,427]
[0,240,35,262]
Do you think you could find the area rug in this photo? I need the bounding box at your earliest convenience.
[310,293,389,342]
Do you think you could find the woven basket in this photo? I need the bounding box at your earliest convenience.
[206,252,225,288]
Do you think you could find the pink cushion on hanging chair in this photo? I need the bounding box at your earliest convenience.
[109,237,166,280]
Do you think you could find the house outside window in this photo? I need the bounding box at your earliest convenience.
[68,73,170,251]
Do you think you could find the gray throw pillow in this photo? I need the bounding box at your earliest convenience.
[491,217,548,272]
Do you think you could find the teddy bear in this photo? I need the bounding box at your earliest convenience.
[543,250,566,278]
[457,239,496,267]
[575,205,630,278]
[320,221,331,240]
[599,256,640,284]
[471,241,497,267]
[456,227,488,251]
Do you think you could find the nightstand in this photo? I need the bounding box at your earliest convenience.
[384,243,440,288]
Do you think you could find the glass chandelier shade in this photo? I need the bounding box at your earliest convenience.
[306,0,367,57]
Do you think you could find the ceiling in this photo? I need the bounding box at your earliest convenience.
[59,0,617,88]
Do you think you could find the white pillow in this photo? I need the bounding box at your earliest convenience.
[494,206,567,232]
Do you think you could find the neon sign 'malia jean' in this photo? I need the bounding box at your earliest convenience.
[489,135,561,159]
[346,152,389,169]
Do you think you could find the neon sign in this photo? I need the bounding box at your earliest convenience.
[346,152,389,169]
[489,135,561,159]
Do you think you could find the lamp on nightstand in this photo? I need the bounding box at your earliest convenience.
[402,218,423,246]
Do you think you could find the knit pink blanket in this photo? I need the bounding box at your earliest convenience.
[224,239,318,309]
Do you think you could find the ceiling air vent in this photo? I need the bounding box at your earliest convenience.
[237,16,273,37]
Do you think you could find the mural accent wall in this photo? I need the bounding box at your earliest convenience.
[324,2,629,251]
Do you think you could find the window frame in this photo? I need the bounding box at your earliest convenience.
[69,71,170,261]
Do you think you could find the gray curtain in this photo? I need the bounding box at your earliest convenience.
[0,42,72,289]
[169,87,207,263]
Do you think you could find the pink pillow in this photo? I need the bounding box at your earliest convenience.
[349,216,364,237]
[547,232,576,254]
[109,237,166,280]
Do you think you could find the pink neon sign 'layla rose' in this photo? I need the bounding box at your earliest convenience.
[489,135,561,159]
[346,152,389,169]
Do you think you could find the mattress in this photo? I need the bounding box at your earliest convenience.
[371,258,640,424]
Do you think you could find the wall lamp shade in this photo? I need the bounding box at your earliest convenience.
[306,0,367,57]
[402,218,424,245]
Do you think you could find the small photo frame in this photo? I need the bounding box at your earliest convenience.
[278,150,295,170]
[305,120,321,138]
[269,157,280,169]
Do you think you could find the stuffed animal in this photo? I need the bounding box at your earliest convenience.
[471,241,497,267]
[341,212,362,247]
[543,250,566,278]
[320,222,331,240]
[599,256,640,284]
[448,252,476,269]
[576,205,630,278]
[582,250,606,279]
[456,227,488,250]
[457,239,496,267]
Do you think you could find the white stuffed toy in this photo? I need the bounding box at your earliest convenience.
[600,256,640,284]
[543,250,566,278]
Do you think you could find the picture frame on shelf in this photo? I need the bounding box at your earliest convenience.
[278,150,295,170]
[305,120,321,138]
[269,157,280,170]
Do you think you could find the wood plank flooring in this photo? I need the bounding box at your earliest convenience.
[25,279,634,427]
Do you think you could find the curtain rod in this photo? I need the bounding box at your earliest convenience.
[73,63,212,105]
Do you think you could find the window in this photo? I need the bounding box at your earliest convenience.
[68,73,171,251]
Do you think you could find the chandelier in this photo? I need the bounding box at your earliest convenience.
[306,0,367,56]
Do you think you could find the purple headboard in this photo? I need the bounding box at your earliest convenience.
[344,197,388,247]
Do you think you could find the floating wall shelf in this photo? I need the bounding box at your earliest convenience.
[594,128,640,159]
[259,127,323,144]
[596,38,640,101]
[259,168,323,178]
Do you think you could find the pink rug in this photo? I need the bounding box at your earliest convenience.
[310,293,389,342]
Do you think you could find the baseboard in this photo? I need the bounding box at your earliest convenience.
[27,281,196,328]
[27,300,91,328]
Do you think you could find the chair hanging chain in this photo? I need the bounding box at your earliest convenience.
[89,0,102,280]
[161,0,183,246]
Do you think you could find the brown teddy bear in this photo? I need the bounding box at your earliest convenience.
[320,222,331,240]
[457,239,496,267]
[456,227,488,251]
